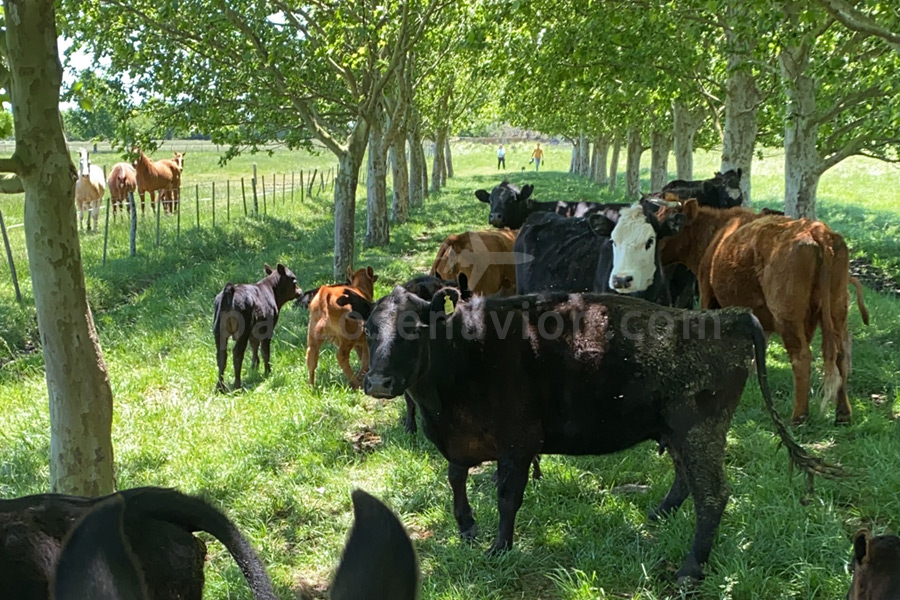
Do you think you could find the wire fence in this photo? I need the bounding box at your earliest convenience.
[0,164,338,302]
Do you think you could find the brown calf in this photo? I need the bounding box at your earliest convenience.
[306,266,378,388]
[848,529,900,600]
[658,199,869,425]
[430,229,517,296]
[133,149,182,214]
[107,162,137,221]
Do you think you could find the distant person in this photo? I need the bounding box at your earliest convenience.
[531,143,544,172]
[497,144,506,170]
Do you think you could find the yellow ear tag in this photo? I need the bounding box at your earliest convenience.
[443,295,455,315]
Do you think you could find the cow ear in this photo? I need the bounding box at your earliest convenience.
[264,263,273,275]
[433,269,444,281]
[682,199,699,221]
[430,289,460,319]
[587,213,615,237]
[277,263,286,276]
[457,273,469,295]
[519,184,534,202]
[475,189,490,203]
[367,266,376,281]
[853,529,871,564]
[346,265,354,279]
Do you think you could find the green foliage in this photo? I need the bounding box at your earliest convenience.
[0,144,898,599]
[0,109,12,139]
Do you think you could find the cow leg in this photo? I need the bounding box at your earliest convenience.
[306,338,321,387]
[833,328,853,425]
[403,392,417,434]
[231,336,249,389]
[260,337,272,376]
[448,462,477,542]
[780,322,812,425]
[215,334,229,393]
[488,455,532,555]
[336,342,359,388]
[650,448,691,520]
[249,338,261,370]
[676,431,729,582]
[531,455,542,480]
[353,341,370,380]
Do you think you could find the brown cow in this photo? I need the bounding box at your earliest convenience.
[306,266,378,388]
[133,149,182,214]
[655,199,869,425]
[107,162,137,221]
[848,529,900,600]
[430,229,517,296]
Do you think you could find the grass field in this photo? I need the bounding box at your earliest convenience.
[0,141,898,599]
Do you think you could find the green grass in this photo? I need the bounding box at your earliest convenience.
[0,141,898,600]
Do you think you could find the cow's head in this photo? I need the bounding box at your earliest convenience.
[347,266,379,300]
[78,149,91,178]
[848,529,900,600]
[264,263,302,305]
[475,181,534,229]
[607,200,687,294]
[714,168,743,206]
[364,285,467,398]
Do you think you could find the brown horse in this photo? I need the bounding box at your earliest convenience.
[158,152,185,214]
[107,162,137,221]
[133,149,182,214]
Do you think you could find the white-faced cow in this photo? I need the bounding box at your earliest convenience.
[363,288,839,582]
[474,181,626,229]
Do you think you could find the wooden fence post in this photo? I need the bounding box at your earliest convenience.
[129,191,137,256]
[262,172,267,215]
[212,181,216,228]
[251,163,259,215]
[0,210,22,303]
[195,184,200,228]
[241,177,248,216]
[282,173,286,205]
[227,180,231,221]
[155,190,161,247]
[308,168,317,197]
[102,194,111,266]
[176,189,181,239]
[291,171,294,202]
[300,171,305,201]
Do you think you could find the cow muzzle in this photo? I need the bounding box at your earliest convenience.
[611,275,634,291]
[363,372,399,399]
[489,213,503,228]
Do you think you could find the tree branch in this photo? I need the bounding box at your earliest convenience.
[815,86,888,125]
[817,0,900,51]
[0,157,23,174]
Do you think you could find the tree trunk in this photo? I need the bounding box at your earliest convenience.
[579,133,590,176]
[431,132,446,193]
[420,139,429,199]
[672,101,701,180]
[333,132,367,278]
[780,42,820,219]
[408,123,424,208]
[721,2,760,205]
[444,137,454,179]
[390,135,410,223]
[5,0,115,495]
[650,129,672,192]
[569,138,579,174]
[591,135,610,185]
[609,136,621,190]
[625,127,644,199]
[365,107,390,247]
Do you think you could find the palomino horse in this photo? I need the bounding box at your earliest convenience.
[133,149,182,215]
[74,149,106,232]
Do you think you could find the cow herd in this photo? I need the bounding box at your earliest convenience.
[2,170,896,598]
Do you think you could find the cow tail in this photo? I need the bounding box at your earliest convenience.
[817,246,844,415]
[296,286,321,309]
[214,283,237,338]
[119,488,277,600]
[747,312,846,494]
[848,276,870,326]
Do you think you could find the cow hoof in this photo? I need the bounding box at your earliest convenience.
[485,540,511,556]
[349,380,361,390]
[791,414,808,426]
[834,414,852,426]
[675,563,704,585]
[459,523,478,542]
[404,420,417,435]
[215,382,228,394]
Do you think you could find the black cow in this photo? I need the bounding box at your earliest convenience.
[4,487,418,600]
[514,201,683,305]
[848,529,900,600]
[213,263,302,392]
[475,181,626,229]
[363,289,837,581]
[660,169,744,208]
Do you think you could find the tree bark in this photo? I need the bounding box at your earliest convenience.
[6,0,115,495]
[591,135,610,185]
[444,137,454,179]
[721,2,760,205]
[780,41,820,219]
[365,106,390,247]
[431,132,446,193]
[672,101,701,180]
[579,133,591,176]
[609,136,621,190]
[625,127,644,199]
[420,139,429,199]
[569,138,579,174]
[333,128,367,277]
[408,121,424,208]
[390,135,410,223]
[650,129,672,192]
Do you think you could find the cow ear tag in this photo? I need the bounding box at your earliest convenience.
[443,295,455,315]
